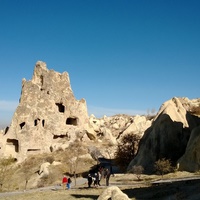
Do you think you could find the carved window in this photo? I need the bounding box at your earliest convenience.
[55,103,65,113]
[42,119,45,127]
[40,75,44,86]
[20,122,25,129]
[53,135,66,139]
[4,126,9,134]
[66,117,78,126]
[34,118,40,126]
[27,149,40,152]
[6,139,19,152]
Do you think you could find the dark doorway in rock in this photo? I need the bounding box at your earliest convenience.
[55,103,65,113]
[5,126,9,134]
[42,119,45,127]
[6,139,19,152]
[66,117,78,126]
[40,75,44,86]
[20,122,25,129]
[34,118,40,126]
[53,135,66,139]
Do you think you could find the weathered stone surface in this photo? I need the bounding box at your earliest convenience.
[127,97,200,173]
[89,114,152,159]
[97,186,131,200]
[0,61,152,165]
[39,162,51,177]
[178,125,200,172]
[1,61,200,175]
[0,61,93,162]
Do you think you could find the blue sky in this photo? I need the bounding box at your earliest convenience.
[0,0,200,128]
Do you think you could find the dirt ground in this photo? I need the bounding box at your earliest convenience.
[1,172,200,200]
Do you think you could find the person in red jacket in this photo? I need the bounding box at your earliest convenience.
[62,175,68,190]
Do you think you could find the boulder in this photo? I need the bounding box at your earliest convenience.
[97,186,131,200]
[39,162,51,177]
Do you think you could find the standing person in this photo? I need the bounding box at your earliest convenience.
[104,168,111,186]
[93,173,98,187]
[87,174,93,188]
[67,177,72,189]
[97,171,101,186]
[62,175,68,190]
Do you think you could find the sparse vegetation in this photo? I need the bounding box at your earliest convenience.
[21,157,39,190]
[61,140,88,185]
[131,165,144,180]
[0,156,15,191]
[154,158,174,177]
[115,133,140,171]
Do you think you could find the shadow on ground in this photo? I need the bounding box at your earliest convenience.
[70,194,99,199]
[122,179,200,200]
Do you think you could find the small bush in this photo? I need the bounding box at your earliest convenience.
[154,158,174,177]
[132,165,144,180]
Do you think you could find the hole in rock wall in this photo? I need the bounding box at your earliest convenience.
[4,126,9,134]
[27,149,40,151]
[53,135,67,139]
[6,139,19,152]
[55,103,65,113]
[19,122,25,129]
[40,75,44,86]
[42,119,45,127]
[34,118,40,126]
[66,117,78,126]
[27,149,41,155]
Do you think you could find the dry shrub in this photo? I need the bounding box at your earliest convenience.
[115,133,140,171]
[154,158,174,177]
[131,165,144,180]
[0,156,16,191]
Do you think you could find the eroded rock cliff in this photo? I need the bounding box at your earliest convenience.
[0,61,92,162]
[127,97,200,173]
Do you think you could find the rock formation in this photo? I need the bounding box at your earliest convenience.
[89,114,152,159]
[97,186,131,200]
[178,125,200,171]
[127,97,200,173]
[0,61,93,162]
[1,61,200,175]
[0,61,152,165]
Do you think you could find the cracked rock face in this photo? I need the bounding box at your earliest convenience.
[127,97,200,173]
[0,61,90,162]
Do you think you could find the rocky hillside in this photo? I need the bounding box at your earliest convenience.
[0,61,200,175]
[127,97,200,173]
[0,61,151,163]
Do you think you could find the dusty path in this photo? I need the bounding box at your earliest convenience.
[1,175,200,200]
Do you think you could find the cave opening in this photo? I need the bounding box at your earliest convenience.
[66,117,78,126]
[55,103,65,113]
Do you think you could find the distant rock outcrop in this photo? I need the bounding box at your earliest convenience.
[127,97,200,173]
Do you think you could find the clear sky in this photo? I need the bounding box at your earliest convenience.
[0,0,200,128]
